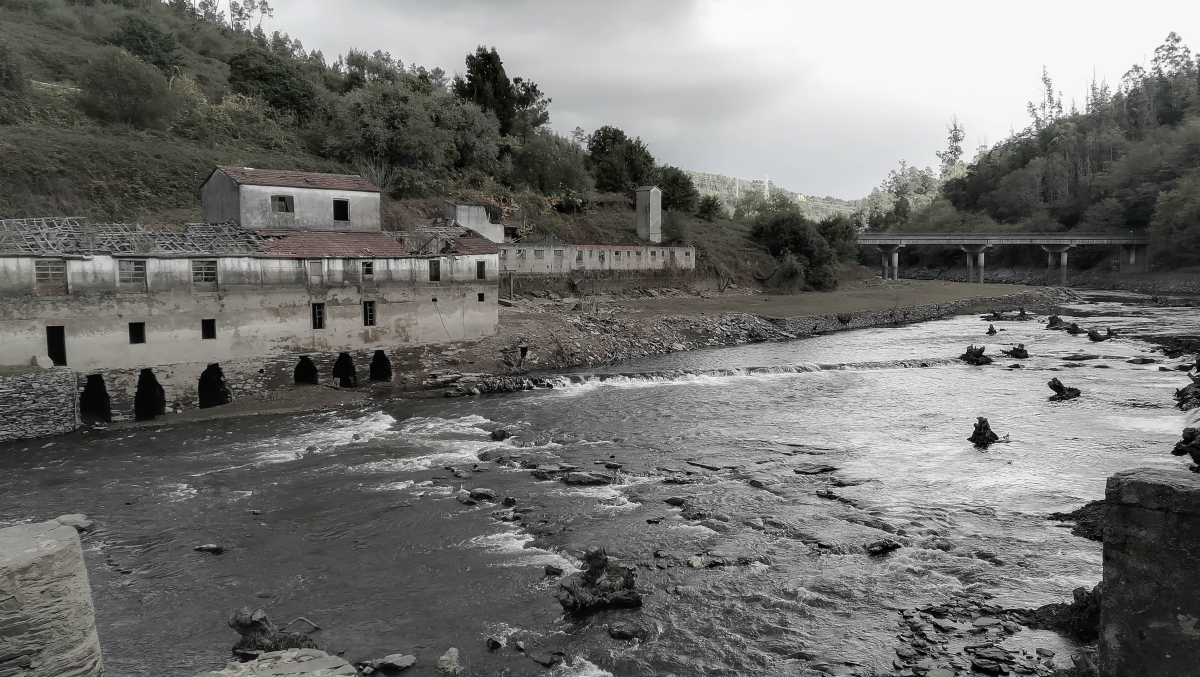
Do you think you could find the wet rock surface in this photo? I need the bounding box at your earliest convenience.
[960,345,993,366]
[1025,584,1102,641]
[1048,500,1106,541]
[1171,427,1200,470]
[228,608,317,660]
[1047,378,1081,402]
[555,546,642,614]
[196,649,356,677]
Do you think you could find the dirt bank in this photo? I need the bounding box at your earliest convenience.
[903,264,1200,296]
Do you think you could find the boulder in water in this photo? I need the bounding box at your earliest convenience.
[555,545,641,614]
[986,324,998,335]
[228,608,318,659]
[960,345,993,366]
[1171,427,1200,469]
[1048,500,1106,542]
[436,648,461,674]
[1026,584,1102,641]
[1046,315,1065,329]
[1175,375,1200,411]
[1048,377,1082,401]
[490,429,512,441]
[968,417,1001,448]
[1001,344,1029,359]
[1066,323,1084,335]
[1087,327,1116,342]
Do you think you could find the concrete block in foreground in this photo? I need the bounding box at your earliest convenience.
[0,517,103,677]
[1100,467,1200,676]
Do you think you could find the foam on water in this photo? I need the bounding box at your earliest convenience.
[551,659,614,677]
[466,529,580,571]
[248,411,398,465]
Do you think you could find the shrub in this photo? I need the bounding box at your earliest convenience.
[697,194,723,221]
[751,211,838,290]
[228,47,316,120]
[660,165,699,212]
[510,131,591,195]
[78,47,177,128]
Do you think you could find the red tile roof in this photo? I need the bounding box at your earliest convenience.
[255,231,407,258]
[215,167,379,193]
[445,229,500,255]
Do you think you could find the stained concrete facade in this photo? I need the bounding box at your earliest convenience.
[498,241,695,275]
[201,168,381,232]
[636,186,663,243]
[443,201,504,243]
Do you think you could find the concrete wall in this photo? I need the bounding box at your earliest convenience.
[0,254,499,371]
[0,369,78,442]
[498,243,695,275]
[636,187,662,243]
[1099,467,1200,677]
[200,172,381,232]
[200,170,239,223]
[444,202,503,243]
[0,517,103,677]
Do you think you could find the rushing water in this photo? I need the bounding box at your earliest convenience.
[1,292,1197,677]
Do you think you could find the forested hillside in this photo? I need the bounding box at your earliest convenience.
[857,33,1200,269]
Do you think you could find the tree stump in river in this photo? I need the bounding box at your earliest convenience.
[1046,315,1065,329]
[1087,327,1115,342]
[1066,323,1084,335]
[986,324,998,335]
[229,608,318,659]
[1002,344,1029,359]
[968,417,1001,448]
[960,345,993,366]
[1177,377,1200,411]
[1172,428,1200,469]
[555,546,641,615]
[1048,377,1082,401]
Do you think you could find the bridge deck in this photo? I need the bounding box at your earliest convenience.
[858,232,1149,246]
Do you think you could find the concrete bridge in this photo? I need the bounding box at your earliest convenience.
[857,232,1152,284]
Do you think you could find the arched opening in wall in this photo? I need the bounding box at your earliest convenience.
[369,350,392,382]
[197,363,233,409]
[79,374,111,423]
[294,356,319,385]
[134,368,166,421]
[332,352,357,387]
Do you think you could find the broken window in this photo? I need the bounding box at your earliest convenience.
[499,249,507,259]
[333,199,350,221]
[192,260,217,284]
[516,249,526,259]
[651,250,657,258]
[614,250,620,258]
[476,261,486,279]
[534,250,544,259]
[272,195,295,215]
[45,326,66,366]
[636,250,642,258]
[361,261,374,280]
[118,259,146,286]
[576,251,583,262]
[201,319,216,340]
[363,300,376,326]
[128,322,146,344]
[35,258,67,295]
[429,259,441,281]
[311,303,325,330]
[478,292,485,302]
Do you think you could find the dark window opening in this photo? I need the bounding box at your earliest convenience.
[35,259,67,296]
[294,356,319,385]
[118,259,146,285]
[362,261,374,280]
[311,303,325,330]
[80,374,111,423]
[476,261,486,280]
[45,326,66,366]
[197,363,232,409]
[370,349,392,382]
[272,195,294,214]
[478,293,485,302]
[201,319,217,340]
[192,260,217,284]
[332,352,357,388]
[519,346,528,359]
[363,300,376,326]
[429,259,441,281]
[134,368,166,421]
[431,297,437,303]
[576,251,583,262]
[333,199,349,221]
[128,322,146,345]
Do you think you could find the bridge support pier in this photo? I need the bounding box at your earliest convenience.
[959,245,988,283]
[1120,243,1151,274]
[1041,244,1072,286]
[876,244,902,281]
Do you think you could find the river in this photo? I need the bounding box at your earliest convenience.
[1,291,1196,677]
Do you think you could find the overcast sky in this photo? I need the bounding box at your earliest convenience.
[267,0,1200,200]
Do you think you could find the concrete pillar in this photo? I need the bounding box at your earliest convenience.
[1041,244,1072,286]
[890,250,900,281]
[1060,250,1069,286]
[880,253,889,280]
[960,245,986,283]
[965,252,974,282]
[1100,468,1200,676]
[0,517,103,677]
[876,245,901,281]
[977,251,986,284]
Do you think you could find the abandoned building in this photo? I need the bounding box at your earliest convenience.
[0,169,499,431]
[442,201,526,243]
[497,237,696,275]
[201,166,382,232]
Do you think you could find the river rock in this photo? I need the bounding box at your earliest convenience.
[865,539,901,556]
[563,471,613,485]
[1001,344,1029,359]
[794,463,838,475]
[195,544,225,555]
[486,636,503,651]
[665,496,687,506]
[1062,353,1099,361]
[490,429,512,441]
[1126,356,1157,364]
[544,564,564,576]
[436,648,461,674]
[1171,427,1200,468]
[968,417,1000,448]
[197,649,356,676]
[608,621,647,640]
[1066,322,1084,335]
[1048,500,1106,541]
[986,324,997,335]
[960,345,993,366]
[1047,377,1081,401]
[1175,376,1200,411]
[228,608,318,659]
[468,488,498,501]
[1087,327,1117,342]
[1025,583,1102,641]
[1046,315,1066,329]
[555,545,641,614]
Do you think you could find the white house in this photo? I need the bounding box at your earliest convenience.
[201,167,382,232]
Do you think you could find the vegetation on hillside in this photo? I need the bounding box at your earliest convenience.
[857,33,1200,269]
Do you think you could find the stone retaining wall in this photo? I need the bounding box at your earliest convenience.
[0,369,79,443]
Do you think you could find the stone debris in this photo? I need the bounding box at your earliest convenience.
[195,649,356,676]
[355,653,417,674]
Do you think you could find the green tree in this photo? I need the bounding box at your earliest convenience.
[228,47,316,119]
[751,211,838,290]
[697,194,723,221]
[816,213,858,262]
[510,131,591,195]
[936,115,965,178]
[110,15,181,72]
[1150,169,1200,265]
[79,48,177,129]
[586,125,656,194]
[452,46,515,136]
[659,165,699,212]
[511,77,549,142]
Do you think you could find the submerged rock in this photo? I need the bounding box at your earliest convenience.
[194,544,225,555]
[555,545,641,614]
[228,608,318,659]
[1087,327,1116,342]
[1001,344,1029,359]
[1048,377,1082,401]
[986,324,998,335]
[436,648,461,674]
[1171,427,1200,469]
[563,471,613,485]
[960,345,993,366]
[865,539,902,556]
[1046,315,1066,329]
[968,417,1001,448]
[490,429,512,441]
[1066,322,1084,335]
